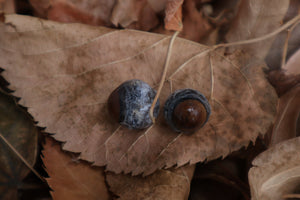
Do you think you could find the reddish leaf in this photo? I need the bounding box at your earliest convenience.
[164,0,183,31]
[43,136,110,200]
[111,0,159,31]
[29,0,115,26]
[180,0,213,43]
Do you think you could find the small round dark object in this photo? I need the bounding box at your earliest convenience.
[164,89,211,133]
[108,79,160,129]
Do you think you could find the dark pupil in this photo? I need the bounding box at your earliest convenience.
[172,99,206,133]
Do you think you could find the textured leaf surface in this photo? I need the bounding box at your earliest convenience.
[43,136,110,200]
[249,137,300,200]
[107,165,194,200]
[0,90,38,199]
[226,0,289,59]
[270,85,300,145]
[0,14,277,175]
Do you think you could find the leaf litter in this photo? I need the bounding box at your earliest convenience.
[0,89,38,199]
[43,136,110,200]
[1,0,300,199]
[0,13,281,176]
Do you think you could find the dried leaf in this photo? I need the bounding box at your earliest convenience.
[267,49,300,145]
[265,0,300,70]
[267,69,300,96]
[111,0,159,31]
[226,0,289,59]
[249,137,300,200]
[0,90,38,199]
[147,0,167,12]
[164,0,183,31]
[284,48,300,76]
[267,47,300,96]
[107,165,195,200]
[0,0,15,13]
[269,85,300,145]
[30,0,115,26]
[29,0,49,18]
[43,136,110,200]
[0,14,277,175]
[180,0,213,43]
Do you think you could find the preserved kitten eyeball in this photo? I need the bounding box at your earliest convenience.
[164,89,211,133]
[108,79,160,129]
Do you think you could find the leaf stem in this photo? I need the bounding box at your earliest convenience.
[0,132,46,183]
[150,31,179,123]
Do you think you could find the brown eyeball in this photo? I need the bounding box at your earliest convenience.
[164,89,211,133]
[108,79,160,129]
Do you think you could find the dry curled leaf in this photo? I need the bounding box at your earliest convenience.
[164,0,183,31]
[226,0,289,59]
[147,0,167,12]
[180,0,213,43]
[110,0,159,31]
[0,90,38,200]
[249,137,300,200]
[267,69,300,96]
[265,0,300,70]
[269,85,300,146]
[0,14,277,175]
[107,165,195,200]
[283,47,300,76]
[30,0,115,26]
[267,48,300,145]
[43,136,110,200]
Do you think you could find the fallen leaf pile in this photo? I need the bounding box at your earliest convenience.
[0,0,299,199]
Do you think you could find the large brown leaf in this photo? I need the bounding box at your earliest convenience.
[43,136,110,200]
[0,14,277,175]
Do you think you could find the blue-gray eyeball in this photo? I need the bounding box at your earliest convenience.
[108,79,160,129]
[164,89,211,133]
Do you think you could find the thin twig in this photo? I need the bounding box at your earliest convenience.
[214,14,300,48]
[208,53,214,100]
[281,20,300,68]
[0,132,46,182]
[149,31,179,123]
